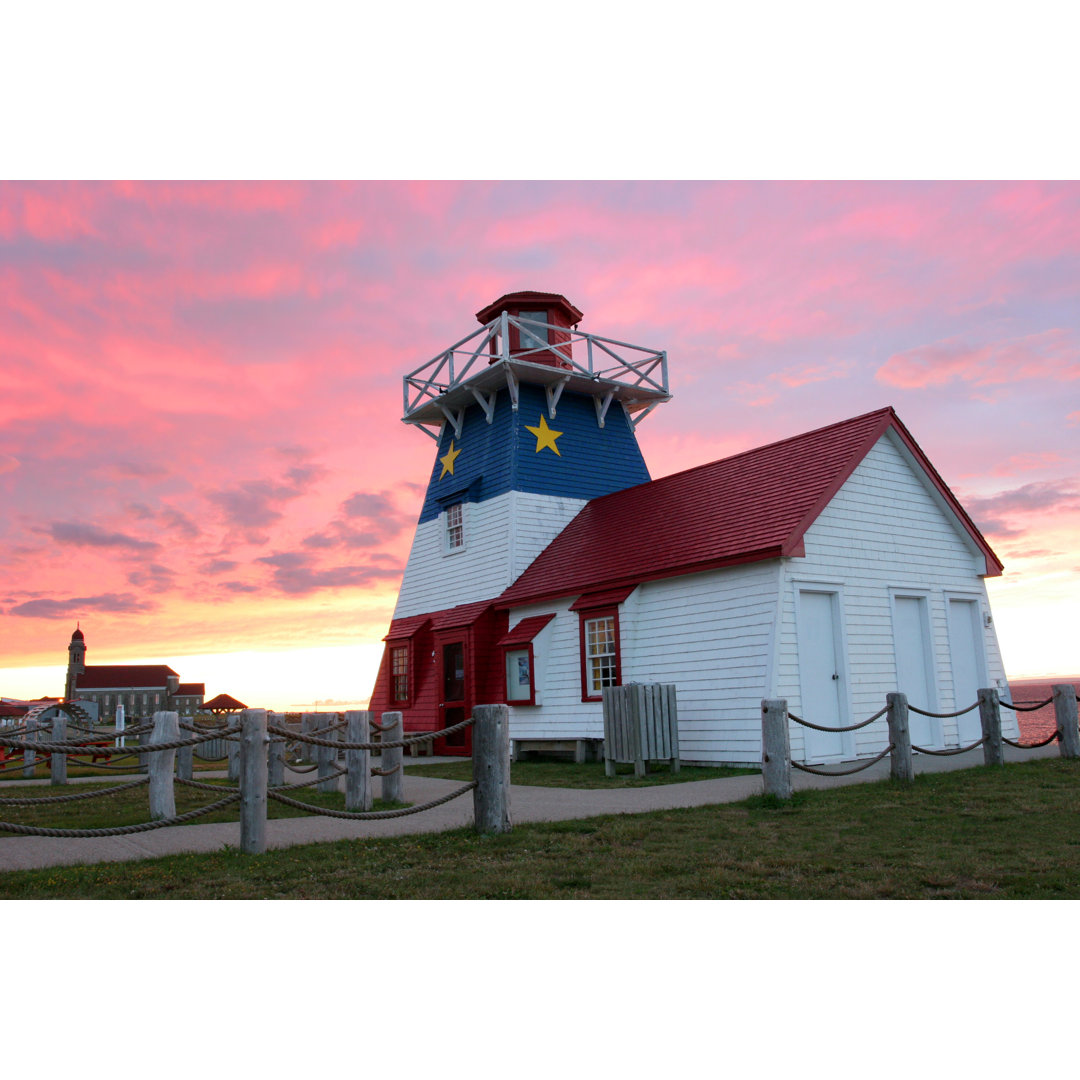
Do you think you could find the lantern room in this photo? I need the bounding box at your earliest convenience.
[476,290,583,369]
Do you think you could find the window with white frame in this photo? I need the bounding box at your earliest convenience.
[445,502,464,550]
[583,614,618,697]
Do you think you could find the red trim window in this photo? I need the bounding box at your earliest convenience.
[389,643,411,706]
[503,643,537,706]
[578,608,621,702]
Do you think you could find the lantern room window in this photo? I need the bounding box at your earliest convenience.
[517,310,549,351]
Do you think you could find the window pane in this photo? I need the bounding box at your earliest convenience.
[518,311,549,349]
[446,503,464,549]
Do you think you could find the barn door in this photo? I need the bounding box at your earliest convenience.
[437,639,472,756]
[893,594,939,748]
[947,598,986,744]
[797,589,848,761]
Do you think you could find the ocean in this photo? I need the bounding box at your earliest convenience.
[1009,680,1080,744]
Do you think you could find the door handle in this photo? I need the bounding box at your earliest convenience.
[832,673,839,680]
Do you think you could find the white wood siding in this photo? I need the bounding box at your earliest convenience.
[776,430,1014,761]
[507,561,780,765]
[393,491,586,619]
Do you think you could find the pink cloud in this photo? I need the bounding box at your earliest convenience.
[877,329,1079,389]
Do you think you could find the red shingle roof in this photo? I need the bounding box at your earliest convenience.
[497,407,1002,609]
[203,693,247,711]
[497,613,556,647]
[75,665,179,690]
[176,683,205,696]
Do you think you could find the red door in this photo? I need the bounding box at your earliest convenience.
[437,639,472,755]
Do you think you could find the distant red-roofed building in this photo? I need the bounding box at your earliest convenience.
[63,629,207,721]
[368,294,1016,763]
[202,693,247,713]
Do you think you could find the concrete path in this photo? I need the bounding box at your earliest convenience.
[0,743,1060,872]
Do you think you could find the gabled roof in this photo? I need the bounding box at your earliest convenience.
[75,665,179,690]
[203,693,246,711]
[497,407,1002,609]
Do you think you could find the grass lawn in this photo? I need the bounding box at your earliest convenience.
[0,777,406,832]
[405,757,758,788]
[1,757,1078,899]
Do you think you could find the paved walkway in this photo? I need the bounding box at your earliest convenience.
[0,743,1060,872]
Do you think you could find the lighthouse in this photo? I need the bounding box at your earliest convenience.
[369,291,671,753]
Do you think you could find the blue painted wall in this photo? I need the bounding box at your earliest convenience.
[418,383,651,523]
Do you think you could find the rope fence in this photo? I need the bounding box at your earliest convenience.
[762,683,1080,799]
[0,704,513,849]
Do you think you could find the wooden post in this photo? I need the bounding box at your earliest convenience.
[176,715,194,782]
[22,726,37,779]
[472,704,511,833]
[978,688,1004,766]
[345,710,372,812]
[887,692,914,782]
[267,712,285,787]
[227,717,241,781]
[317,715,338,794]
[148,711,179,820]
[240,709,268,855]
[300,712,317,764]
[50,713,67,786]
[138,726,150,773]
[1053,684,1080,760]
[761,699,792,800]
[380,711,404,804]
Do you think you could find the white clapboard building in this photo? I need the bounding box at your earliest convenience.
[368,291,1016,764]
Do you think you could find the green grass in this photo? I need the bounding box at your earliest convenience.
[0,777,406,832]
[2,758,1079,899]
[404,757,758,788]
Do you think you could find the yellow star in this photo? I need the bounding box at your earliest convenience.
[526,414,563,456]
[439,440,461,479]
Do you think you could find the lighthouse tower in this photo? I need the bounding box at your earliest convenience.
[370,291,671,752]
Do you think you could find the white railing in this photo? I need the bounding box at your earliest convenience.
[403,312,669,420]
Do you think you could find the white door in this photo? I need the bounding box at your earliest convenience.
[893,595,938,748]
[948,598,986,743]
[797,590,847,761]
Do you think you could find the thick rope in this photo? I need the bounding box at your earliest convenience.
[267,781,477,820]
[1000,697,1054,712]
[176,776,238,793]
[371,765,401,777]
[790,744,893,776]
[267,715,474,751]
[0,726,241,756]
[911,737,985,756]
[908,701,979,718]
[1003,732,1059,749]
[0,776,150,805]
[787,706,887,733]
[0,792,242,837]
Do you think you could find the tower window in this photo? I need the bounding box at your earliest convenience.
[445,502,464,551]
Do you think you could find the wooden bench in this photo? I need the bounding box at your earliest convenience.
[511,738,604,764]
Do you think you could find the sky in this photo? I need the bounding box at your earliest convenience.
[1,180,1078,708]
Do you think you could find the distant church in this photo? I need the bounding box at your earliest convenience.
[64,626,205,720]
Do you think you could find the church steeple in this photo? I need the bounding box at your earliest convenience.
[65,624,86,701]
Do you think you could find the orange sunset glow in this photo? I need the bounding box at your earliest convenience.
[2,181,1079,709]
